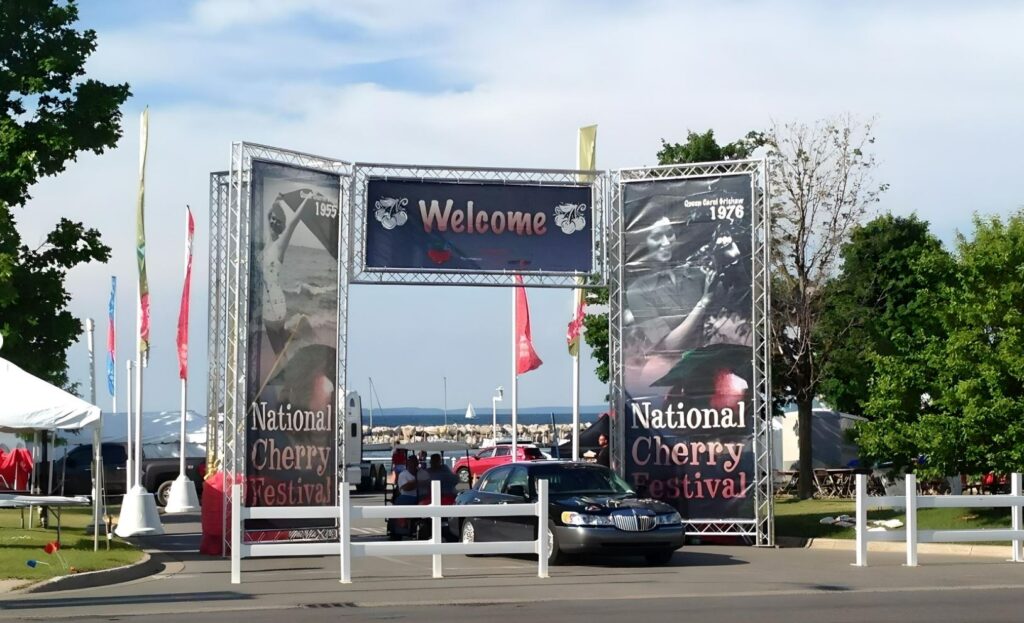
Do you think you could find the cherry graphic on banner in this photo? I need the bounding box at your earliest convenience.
[426,242,453,265]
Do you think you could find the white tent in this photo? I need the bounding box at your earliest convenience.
[0,356,103,546]
[0,358,101,433]
[771,408,866,471]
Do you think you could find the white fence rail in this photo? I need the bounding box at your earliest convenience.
[854,473,1024,566]
[231,479,550,583]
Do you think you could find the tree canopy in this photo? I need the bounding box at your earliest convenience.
[760,116,886,497]
[816,214,954,416]
[854,212,1024,477]
[0,0,128,388]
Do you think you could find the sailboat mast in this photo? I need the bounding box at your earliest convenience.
[368,377,374,430]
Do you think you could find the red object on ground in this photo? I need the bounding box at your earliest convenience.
[0,448,33,491]
[43,541,60,554]
[199,470,228,555]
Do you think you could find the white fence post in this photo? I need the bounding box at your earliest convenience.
[537,479,549,579]
[905,474,917,567]
[340,483,351,583]
[1012,473,1022,563]
[231,483,241,584]
[854,474,867,567]
[431,480,443,578]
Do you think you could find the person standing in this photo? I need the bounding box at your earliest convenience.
[395,454,420,505]
[596,433,610,468]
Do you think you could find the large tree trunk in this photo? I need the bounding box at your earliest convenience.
[797,396,815,499]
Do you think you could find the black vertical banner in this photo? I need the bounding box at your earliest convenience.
[246,160,339,536]
[621,175,755,520]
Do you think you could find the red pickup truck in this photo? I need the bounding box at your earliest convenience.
[452,445,544,483]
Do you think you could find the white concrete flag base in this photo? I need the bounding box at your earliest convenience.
[164,474,200,514]
[115,485,165,537]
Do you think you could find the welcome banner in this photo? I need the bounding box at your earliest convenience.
[364,179,593,274]
[621,174,755,521]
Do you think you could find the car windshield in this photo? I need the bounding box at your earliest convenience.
[533,465,634,496]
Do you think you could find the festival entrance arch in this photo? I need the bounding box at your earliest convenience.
[204,143,772,556]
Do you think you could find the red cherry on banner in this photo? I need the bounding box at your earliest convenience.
[427,248,452,265]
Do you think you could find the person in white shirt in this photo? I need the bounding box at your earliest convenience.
[396,455,420,505]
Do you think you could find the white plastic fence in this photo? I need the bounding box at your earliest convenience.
[231,479,550,583]
[854,473,1023,566]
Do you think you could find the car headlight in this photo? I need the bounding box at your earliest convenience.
[561,511,613,526]
[655,512,682,526]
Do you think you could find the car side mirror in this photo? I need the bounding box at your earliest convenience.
[507,484,528,499]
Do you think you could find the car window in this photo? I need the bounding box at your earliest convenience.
[479,466,511,493]
[502,466,529,496]
[532,465,634,495]
[494,446,511,457]
[102,444,127,465]
[477,448,495,459]
[522,447,543,460]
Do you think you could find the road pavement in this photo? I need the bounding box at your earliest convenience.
[2,493,1023,621]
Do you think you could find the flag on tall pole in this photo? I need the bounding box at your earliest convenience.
[136,107,150,367]
[572,124,596,462]
[106,276,117,396]
[177,206,195,380]
[514,275,543,375]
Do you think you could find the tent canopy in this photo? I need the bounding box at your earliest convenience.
[0,357,101,433]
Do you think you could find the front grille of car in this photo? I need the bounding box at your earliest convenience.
[610,510,656,532]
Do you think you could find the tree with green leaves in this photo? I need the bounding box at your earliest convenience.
[816,214,954,416]
[856,212,1024,478]
[0,0,130,387]
[581,129,754,384]
[759,116,887,498]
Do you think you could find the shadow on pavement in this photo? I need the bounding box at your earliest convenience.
[0,591,250,610]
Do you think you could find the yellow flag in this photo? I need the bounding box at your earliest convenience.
[577,124,597,183]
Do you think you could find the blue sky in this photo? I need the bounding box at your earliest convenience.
[16,0,1024,413]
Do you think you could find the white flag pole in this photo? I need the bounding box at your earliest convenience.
[511,284,518,462]
[166,207,200,514]
[571,285,581,462]
[125,359,133,489]
[86,318,99,551]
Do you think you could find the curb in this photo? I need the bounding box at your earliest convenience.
[18,552,163,594]
[777,536,1016,558]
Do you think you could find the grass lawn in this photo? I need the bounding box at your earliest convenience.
[0,506,143,583]
[774,496,1016,543]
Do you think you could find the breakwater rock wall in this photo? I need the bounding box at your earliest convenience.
[364,423,590,448]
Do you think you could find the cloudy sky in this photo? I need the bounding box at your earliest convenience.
[17,0,1024,414]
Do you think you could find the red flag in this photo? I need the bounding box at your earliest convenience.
[177,206,195,379]
[566,286,585,356]
[514,275,543,375]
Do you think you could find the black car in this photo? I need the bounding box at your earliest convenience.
[455,461,684,565]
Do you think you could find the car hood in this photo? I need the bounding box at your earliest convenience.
[552,494,676,514]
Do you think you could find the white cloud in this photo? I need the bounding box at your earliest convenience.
[17,0,1024,411]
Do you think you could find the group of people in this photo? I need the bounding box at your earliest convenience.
[393,451,459,505]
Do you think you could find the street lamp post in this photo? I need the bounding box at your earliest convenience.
[491,386,504,442]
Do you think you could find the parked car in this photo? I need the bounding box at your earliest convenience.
[455,461,684,565]
[40,442,205,507]
[452,445,544,484]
